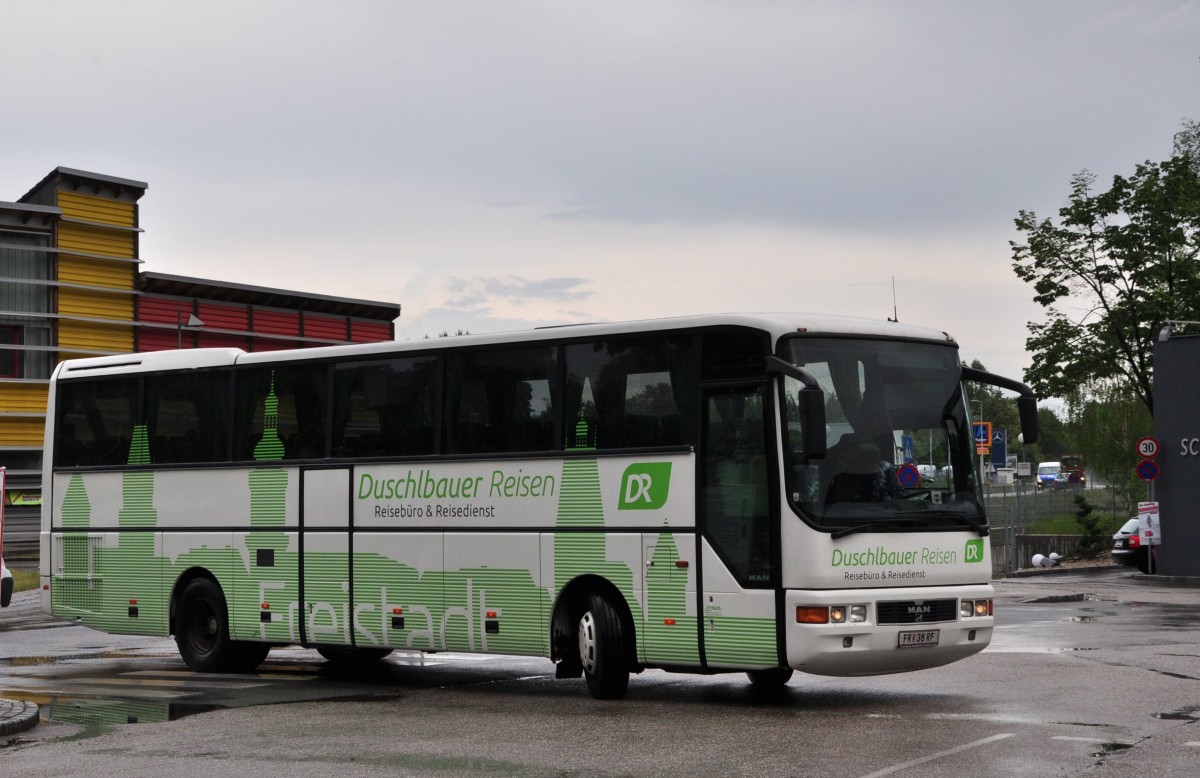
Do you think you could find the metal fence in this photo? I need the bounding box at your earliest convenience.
[983,481,1133,574]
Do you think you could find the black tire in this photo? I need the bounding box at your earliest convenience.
[174,577,268,673]
[229,640,272,673]
[747,667,794,687]
[577,593,631,700]
[316,646,393,663]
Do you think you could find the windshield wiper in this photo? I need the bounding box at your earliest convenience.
[829,511,988,540]
[928,510,989,537]
[830,517,923,540]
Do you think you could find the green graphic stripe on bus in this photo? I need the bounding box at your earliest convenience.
[643,528,699,664]
[253,376,286,461]
[60,474,90,529]
[52,387,698,668]
[555,423,639,631]
[703,618,779,667]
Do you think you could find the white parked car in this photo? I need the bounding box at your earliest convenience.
[1,557,12,608]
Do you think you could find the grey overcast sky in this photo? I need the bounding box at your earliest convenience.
[2,1,1198,389]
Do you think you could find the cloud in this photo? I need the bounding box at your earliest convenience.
[3,0,1199,391]
[443,276,593,310]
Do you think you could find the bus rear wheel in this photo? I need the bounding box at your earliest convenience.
[175,577,268,673]
[578,593,631,700]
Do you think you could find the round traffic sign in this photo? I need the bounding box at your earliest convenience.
[896,463,921,489]
[1136,460,1159,482]
[1136,436,1160,459]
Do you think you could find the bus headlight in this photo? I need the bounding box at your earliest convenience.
[960,599,993,618]
[798,604,868,624]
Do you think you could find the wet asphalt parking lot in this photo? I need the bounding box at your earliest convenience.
[1,567,1197,777]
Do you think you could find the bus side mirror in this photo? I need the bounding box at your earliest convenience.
[799,387,827,459]
[1017,396,1039,446]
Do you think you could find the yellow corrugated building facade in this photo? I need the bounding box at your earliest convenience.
[0,168,400,557]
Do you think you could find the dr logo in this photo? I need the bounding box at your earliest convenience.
[618,463,672,510]
[964,538,985,564]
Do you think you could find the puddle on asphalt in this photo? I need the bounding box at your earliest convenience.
[42,698,223,740]
[985,646,1099,654]
[1154,706,1200,721]
[1089,741,1133,759]
[3,655,60,667]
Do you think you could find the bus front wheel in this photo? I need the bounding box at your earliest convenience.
[747,667,794,687]
[578,593,631,700]
[175,577,268,673]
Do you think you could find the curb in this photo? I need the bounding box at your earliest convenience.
[0,699,39,736]
[999,565,1120,579]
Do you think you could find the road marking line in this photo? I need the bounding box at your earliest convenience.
[1052,736,1109,744]
[856,733,1015,778]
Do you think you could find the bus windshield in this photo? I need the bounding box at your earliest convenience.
[780,336,984,534]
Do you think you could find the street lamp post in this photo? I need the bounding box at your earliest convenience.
[176,310,205,349]
[970,398,986,496]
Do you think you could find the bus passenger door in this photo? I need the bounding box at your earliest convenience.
[301,468,352,648]
[699,384,781,670]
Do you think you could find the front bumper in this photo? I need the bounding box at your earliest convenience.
[784,585,994,676]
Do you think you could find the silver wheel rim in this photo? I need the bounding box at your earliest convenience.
[578,610,598,674]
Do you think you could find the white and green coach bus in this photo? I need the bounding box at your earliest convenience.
[39,313,1037,698]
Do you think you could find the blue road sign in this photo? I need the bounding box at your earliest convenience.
[991,430,1007,467]
[1136,460,1160,482]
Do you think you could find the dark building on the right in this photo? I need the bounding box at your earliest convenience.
[1153,330,1200,577]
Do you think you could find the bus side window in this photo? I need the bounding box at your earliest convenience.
[233,364,328,461]
[332,356,437,457]
[565,336,693,450]
[54,378,138,468]
[144,371,230,464]
[443,347,557,454]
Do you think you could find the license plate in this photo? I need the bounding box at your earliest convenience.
[897,629,940,648]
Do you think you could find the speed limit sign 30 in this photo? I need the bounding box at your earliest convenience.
[1136,436,1160,459]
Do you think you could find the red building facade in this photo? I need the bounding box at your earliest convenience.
[136,272,397,353]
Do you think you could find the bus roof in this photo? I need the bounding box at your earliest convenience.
[51,312,957,376]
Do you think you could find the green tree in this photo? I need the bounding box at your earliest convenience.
[1069,379,1151,517]
[1010,124,1200,415]
[1030,406,1072,464]
[1072,494,1107,556]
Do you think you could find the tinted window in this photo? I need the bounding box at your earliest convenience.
[333,356,438,457]
[234,364,328,461]
[565,336,693,449]
[444,347,556,454]
[703,386,773,586]
[144,371,230,464]
[701,329,769,381]
[55,378,138,467]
